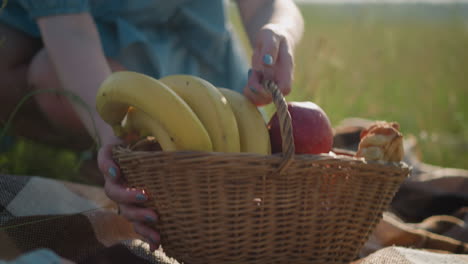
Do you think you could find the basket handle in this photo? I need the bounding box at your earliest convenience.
[263,80,295,173]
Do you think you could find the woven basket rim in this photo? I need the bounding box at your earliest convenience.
[113,145,411,171]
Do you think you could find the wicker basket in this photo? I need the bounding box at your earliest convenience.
[113,81,410,264]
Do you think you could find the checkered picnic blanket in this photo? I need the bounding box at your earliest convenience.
[0,174,179,264]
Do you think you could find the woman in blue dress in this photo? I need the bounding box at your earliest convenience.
[0,0,304,250]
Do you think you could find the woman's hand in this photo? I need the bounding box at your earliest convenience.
[243,24,295,106]
[97,141,161,251]
[236,0,304,106]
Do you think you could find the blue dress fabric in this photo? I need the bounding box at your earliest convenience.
[0,0,249,92]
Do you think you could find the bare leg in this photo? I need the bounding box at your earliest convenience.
[27,49,92,146]
[0,23,126,184]
[28,49,126,145]
[0,23,88,150]
[0,23,125,151]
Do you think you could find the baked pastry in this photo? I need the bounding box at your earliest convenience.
[356,121,404,162]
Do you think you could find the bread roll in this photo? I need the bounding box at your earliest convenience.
[356,121,404,162]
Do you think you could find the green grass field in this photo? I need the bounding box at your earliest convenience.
[295,4,468,171]
[231,3,468,170]
[1,3,467,183]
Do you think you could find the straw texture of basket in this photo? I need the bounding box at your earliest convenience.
[113,81,411,264]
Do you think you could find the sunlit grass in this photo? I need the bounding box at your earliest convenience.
[231,3,468,170]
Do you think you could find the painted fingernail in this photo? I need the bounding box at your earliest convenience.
[249,86,258,94]
[145,215,156,223]
[247,68,252,79]
[263,54,273,65]
[108,167,117,179]
[136,193,147,201]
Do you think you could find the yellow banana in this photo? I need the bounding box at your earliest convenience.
[121,107,178,151]
[160,75,240,153]
[96,71,212,151]
[218,88,271,155]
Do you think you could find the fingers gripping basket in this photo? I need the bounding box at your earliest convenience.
[113,82,410,264]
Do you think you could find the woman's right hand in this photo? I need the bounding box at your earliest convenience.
[98,142,161,251]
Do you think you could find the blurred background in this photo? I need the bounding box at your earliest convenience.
[1,0,467,184]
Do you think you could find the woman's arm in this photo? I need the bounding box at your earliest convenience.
[36,14,160,250]
[36,13,114,146]
[235,0,304,105]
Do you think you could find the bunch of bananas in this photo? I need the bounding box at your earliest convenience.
[96,71,271,155]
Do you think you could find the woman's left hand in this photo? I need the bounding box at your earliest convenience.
[244,23,295,106]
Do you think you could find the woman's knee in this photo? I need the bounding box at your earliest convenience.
[27,49,86,134]
[27,49,58,90]
[27,49,126,134]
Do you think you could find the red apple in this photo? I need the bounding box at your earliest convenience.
[268,101,334,154]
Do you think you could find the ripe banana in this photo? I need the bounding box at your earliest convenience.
[96,71,213,151]
[218,88,271,155]
[121,107,178,151]
[160,75,241,153]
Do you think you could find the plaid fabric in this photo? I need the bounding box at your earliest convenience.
[0,174,179,264]
[1,119,467,263]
